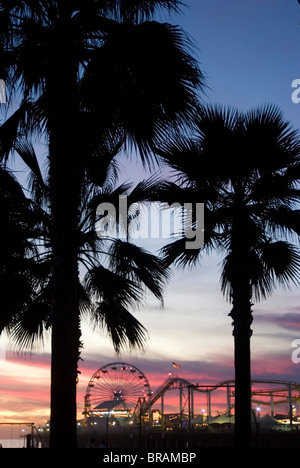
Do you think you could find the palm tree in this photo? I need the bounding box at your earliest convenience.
[0,142,170,439]
[4,175,170,351]
[155,104,300,448]
[0,164,43,337]
[0,0,204,447]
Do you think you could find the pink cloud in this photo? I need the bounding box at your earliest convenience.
[5,350,51,368]
[255,312,300,331]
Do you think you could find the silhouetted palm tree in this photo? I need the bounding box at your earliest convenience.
[0,164,43,337]
[0,138,170,437]
[0,0,204,447]
[2,170,168,353]
[156,104,300,448]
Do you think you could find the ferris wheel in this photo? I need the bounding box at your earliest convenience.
[84,362,151,415]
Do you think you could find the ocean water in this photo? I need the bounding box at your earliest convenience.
[0,438,27,448]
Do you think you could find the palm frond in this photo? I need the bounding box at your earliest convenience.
[103,0,184,22]
[260,241,300,291]
[91,300,148,354]
[81,19,204,164]
[108,238,170,303]
[265,206,300,239]
[160,236,202,268]
[0,271,34,334]
[7,288,51,351]
[84,264,144,307]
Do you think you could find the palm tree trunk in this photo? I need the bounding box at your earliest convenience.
[46,42,82,448]
[50,296,80,448]
[48,131,82,448]
[229,279,253,449]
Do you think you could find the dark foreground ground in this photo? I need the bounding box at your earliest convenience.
[73,429,300,449]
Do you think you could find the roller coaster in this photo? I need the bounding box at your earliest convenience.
[137,376,300,423]
[83,362,300,425]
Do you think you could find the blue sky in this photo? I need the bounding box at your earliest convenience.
[0,0,300,425]
[179,0,300,127]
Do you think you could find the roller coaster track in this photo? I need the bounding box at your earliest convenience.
[139,377,300,414]
[142,376,193,413]
[203,379,300,393]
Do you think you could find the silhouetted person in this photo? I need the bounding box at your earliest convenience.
[88,438,96,448]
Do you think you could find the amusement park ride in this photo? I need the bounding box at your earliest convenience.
[82,361,300,429]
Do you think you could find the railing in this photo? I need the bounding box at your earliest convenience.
[0,422,46,448]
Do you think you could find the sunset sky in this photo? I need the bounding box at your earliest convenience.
[1,0,300,428]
